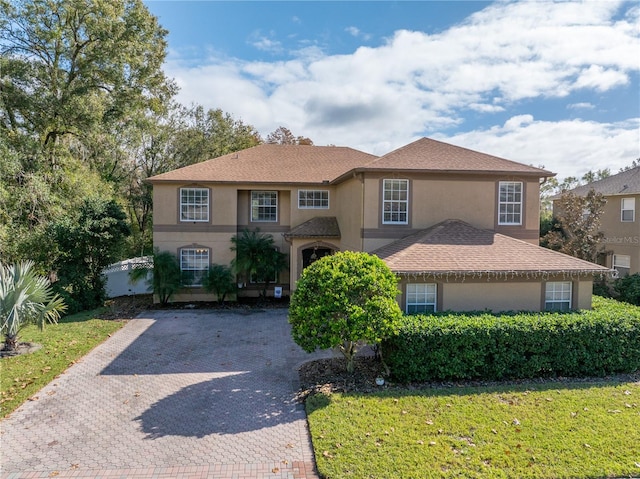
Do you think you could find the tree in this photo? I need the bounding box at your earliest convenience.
[266,126,313,145]
[0,0,175,266]
[230,229,287,298]
[48,197,131,312]
[1,0,175,163]
[542,190,606,263]
[619,159,639,172]
[1,261,66,351]
[288,251,403,373]
[202,264,235,305]
[582,168,610,184]
[130,250,182,305]
[172,106,262,167]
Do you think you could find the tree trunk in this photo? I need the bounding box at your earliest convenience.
[340,341,357,373]
[4,333,18,351]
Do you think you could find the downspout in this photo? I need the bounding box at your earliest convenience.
[359,172,365,252]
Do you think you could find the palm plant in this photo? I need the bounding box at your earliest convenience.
[129,250,182,305]
[1,261,67,351]
[231,228,287,298]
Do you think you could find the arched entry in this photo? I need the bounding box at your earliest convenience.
[302,246,333,269]
[297,241,339,277]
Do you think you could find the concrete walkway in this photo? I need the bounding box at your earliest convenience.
[1,309,331,479]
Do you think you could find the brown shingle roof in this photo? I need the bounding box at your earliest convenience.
[284,216,341,239]
[147,144,378,184]
[373,220,611,276]
[362,138,554,176]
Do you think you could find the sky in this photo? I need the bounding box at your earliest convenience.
[145,1,640,179]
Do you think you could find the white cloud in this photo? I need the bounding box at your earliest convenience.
[345,26,372,41]
[567,102,595,110]
[251,37,283,54]
[438,116,640,179]
[345,26,360,37]
[165,1,639,172]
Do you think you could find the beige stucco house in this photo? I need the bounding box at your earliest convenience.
[148,137,611,312]
[555,167,639,276]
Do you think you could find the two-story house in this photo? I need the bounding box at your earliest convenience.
[148,137,611,312]
[555,167,639,276]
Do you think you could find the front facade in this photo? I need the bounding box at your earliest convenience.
[149,138,611,312]
[555,167,640,276]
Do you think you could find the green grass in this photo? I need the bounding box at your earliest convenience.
[0,309,126,417]
[307,380,640,478]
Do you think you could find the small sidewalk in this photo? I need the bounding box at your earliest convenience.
[1,309,331,479]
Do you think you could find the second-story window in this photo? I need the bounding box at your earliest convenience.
[298,190,329,209]
[498,181,522,225]
[382,179,409,224]
[621,197,635,222]
[180,188,209,222]
[251,191,278,222]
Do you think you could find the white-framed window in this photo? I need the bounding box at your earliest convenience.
[621,198,635,222]
[180,248,209,286]
[251,191,278,222]
[406,283,437,314]
[498,181,523,225]
[382,179,409,224]
[180,188,209,222]
[545,281,572,312]
[613,254,631,277]
[298,190,329,209]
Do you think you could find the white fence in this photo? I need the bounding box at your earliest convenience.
[102,256,153,299]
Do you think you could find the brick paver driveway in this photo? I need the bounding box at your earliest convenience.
[1,308,330,479]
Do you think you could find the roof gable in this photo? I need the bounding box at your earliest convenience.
[373,219,611,276]
[363,138,553,176]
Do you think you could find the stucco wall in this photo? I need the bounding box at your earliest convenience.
[397,276,595,312]
[600,194,639,275]
[360,173,541,253]
[334,175,364,252]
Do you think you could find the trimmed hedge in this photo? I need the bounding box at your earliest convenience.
[383,297,640,382]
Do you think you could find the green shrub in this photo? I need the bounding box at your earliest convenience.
[614,273,640,306]
[202,264,235,304]
[289,251,402,373]
[383,297,640,382]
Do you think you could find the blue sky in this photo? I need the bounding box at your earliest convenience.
[145,1,640,179]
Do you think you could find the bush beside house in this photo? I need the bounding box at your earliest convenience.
[383,296,640,382]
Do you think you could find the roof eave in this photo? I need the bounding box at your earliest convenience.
[352,167,555,178]
[392,268,614,277]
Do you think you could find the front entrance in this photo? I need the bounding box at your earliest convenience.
[301,247,333,269]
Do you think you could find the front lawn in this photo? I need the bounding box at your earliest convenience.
[307,379,640,478]
[0,309,126,417]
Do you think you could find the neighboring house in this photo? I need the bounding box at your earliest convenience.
[148,137,611,312]
[553,167,640,277]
